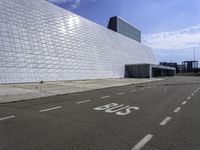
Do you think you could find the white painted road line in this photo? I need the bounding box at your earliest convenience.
[160,117,172,126]
[191,93,195,96]
[187,97,191,100]
[100,95,111,99]
[195,87,200,92]
[140,88,145,90]
[131,134,154,150]
[130,90,136,93]
[182,101,187,105]
[76,100,91,104]
[117,92,125,95]
[174,107,181,113]
[39,106,62,112]
[0,115,15,121]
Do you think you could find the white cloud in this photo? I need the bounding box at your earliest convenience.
[48,0,95,9]
[71,0,80,9]
[143,24,200,50]
[48,0,73,3]
[48,0,80,9]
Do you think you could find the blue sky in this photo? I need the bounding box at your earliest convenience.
[48,0,200,64]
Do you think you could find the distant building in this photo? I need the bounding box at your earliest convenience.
[182,61,198,72]
[177,65,184,73]
[107,16,141,42]
[160,62,180,73]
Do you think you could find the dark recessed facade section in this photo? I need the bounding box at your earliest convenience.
[125,64,176,78]
[107,16,141,42]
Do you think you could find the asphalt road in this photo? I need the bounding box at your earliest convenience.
[0,77,200,150]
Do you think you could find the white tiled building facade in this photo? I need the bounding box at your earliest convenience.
[0,0,156,84]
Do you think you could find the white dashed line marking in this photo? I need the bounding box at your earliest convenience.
[140,88,145,90]
[187,97,191,100]
[191,93,195,96]
[0,115,15,121]
[130,90,136,93]
[131,134,154,150]
[39,106,62,112]
[117,92,125,95]
[147,86,151,89]
[195,88,199,92]
[76,100,91,104]
[160,117,172,126]
[174,107,181,113]
[100,95,111,99]
[182,101,187,105]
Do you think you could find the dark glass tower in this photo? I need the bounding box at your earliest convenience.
[107,16,141,42]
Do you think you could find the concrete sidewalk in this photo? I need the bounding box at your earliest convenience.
[0,78,163,103]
